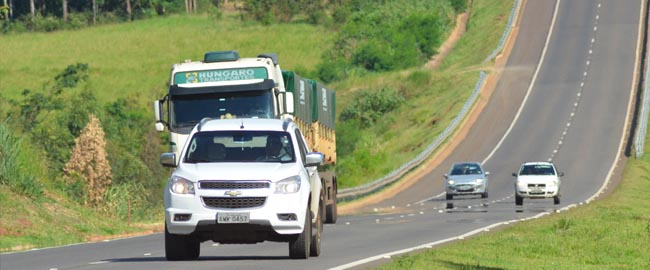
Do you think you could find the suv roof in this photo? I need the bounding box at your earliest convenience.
[196,118,293,132]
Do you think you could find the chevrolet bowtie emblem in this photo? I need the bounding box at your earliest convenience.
[224,190,242,197]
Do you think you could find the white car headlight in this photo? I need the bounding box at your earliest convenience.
[170,176,195,194]
[276,176,301,194]
[447,180,455,185]
[476,178,484,184]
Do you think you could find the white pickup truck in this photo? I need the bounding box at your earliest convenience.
[160,118,325,260]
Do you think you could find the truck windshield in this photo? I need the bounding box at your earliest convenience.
[169,90,274,132]
[184,131,295,163]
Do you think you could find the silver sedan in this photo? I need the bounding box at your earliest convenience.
[444,162,489,200]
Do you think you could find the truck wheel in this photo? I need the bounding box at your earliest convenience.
[515,194,523,206]
[310,201,323,257]
[554,195,560,205]
[289,206,311,259]
[325,200,337,224]
[165,223,200,261]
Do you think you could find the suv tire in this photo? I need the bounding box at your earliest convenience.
[165,223,200,261]
[289,206,311,259]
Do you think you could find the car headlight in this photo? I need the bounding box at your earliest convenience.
[447,180,455,185]
[276,176,301,194]
[170,176,195,194]
[476,178,484,184]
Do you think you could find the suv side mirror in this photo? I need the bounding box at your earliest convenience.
[305,152,323,167]
[160,152,177,167]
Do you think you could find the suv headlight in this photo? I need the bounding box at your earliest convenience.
[170,176,195,194]
[276,176,301,194]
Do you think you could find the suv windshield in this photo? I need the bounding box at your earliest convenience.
[184,131,295,163]
[520,164,555,175]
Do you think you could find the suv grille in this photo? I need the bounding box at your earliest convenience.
[199,181,270,189]
[202,197,266,209]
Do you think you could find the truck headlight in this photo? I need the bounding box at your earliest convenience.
[170,176,195,194]
[276,176,301,194]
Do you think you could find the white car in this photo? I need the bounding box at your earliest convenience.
[160,118,324,260]
[512,162,563,206]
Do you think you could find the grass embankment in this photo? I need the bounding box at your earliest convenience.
[379,155,650,270]
[0,13,333,252]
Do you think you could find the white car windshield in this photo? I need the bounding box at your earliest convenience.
[520,164,555,175]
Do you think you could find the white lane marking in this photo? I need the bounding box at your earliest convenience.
[482,0,562,165]
[89,261,109,265]
[588,0,646,202]
[415,192,445,205]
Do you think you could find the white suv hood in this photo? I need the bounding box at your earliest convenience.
[176,162,302,182]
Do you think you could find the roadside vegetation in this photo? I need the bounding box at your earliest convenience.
[0,0,488,251]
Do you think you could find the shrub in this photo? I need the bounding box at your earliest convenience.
[64,114,112,206]
[0,123,44,197]
[340,87,405,127]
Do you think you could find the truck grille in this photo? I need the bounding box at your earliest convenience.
[199,181,270,189]
[202,197,266,209]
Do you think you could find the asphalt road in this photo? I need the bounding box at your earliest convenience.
[0,0,644,269]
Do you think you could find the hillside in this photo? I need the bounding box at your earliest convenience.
[0,0,512,252]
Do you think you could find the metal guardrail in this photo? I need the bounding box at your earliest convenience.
[484,0,520,63]
[634,0,650,158]
[635,40,650,158]
[337,0,522,201]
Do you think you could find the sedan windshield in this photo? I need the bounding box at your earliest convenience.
[520,165,555,175]
[450,163,482,175]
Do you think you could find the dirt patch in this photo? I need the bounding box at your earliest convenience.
[425,11,469,70]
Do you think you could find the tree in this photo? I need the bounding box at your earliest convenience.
[29,0,34,20]
[126,0,132,20]
[64,114,112,206]
[62,0,68,22]
[92,0,97,24]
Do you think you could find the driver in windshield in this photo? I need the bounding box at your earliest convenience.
[258,135,291,161]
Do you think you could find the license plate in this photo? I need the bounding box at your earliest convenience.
[217,212,250,224]
[529,189,544,194]
[458,185,472,191]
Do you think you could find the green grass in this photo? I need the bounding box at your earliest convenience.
[0,14,332,103]
[0,185,161,251]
